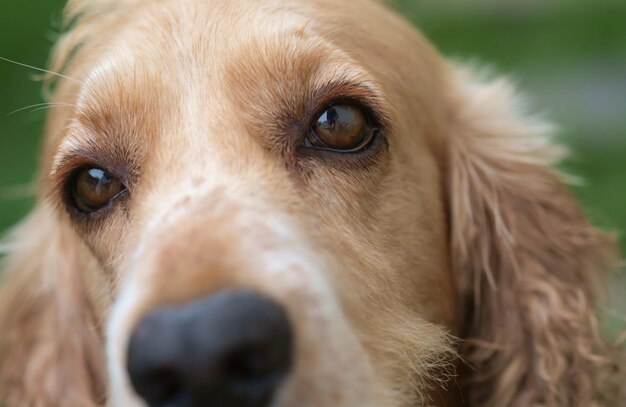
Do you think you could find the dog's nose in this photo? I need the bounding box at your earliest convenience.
[127,290,294,407]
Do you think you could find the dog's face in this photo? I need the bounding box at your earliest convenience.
[1,0,619,406]
[46,0,456,405]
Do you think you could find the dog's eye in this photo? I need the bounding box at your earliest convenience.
[306,104,376,152]
[71,167,126,213]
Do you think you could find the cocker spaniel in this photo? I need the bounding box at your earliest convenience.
[0,0,623,406]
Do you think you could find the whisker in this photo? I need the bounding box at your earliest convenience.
[7,102,75,116]
[28,104,76,114]
[0,56,82,85]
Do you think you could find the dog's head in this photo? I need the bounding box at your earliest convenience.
[0,0,620,406]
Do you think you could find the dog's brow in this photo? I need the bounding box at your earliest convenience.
[49,129,141,191]
[306,58,393,127]
[310,79,392,129]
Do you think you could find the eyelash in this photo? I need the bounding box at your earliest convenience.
[307,98,382,131]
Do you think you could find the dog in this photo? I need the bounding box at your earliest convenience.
[0,0,623,406]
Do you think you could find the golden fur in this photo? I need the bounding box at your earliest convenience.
[0,0,622,406]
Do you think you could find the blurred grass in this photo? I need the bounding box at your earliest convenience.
[0,0,66,231]
[0,1,624,332]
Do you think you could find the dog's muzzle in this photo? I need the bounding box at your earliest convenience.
[127,290,294,407]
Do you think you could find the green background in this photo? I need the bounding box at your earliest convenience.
[1,1,624,333]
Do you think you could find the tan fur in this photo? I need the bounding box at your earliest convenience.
[0,0,622,406]
[0,205,106,406]
[447,67,623,406]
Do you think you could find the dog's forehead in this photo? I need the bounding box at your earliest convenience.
[71,1,335,133]
[82,0,334,85]
[72,0,436,113]
[66,1,394,164]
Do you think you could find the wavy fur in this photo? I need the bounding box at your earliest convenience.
[447,66,623,406]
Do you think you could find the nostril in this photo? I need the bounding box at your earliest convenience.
[226,346,282,380]
[223,341,292,394]
[135,366,183,405]
[126,321,186,405]
[127,290,293,407]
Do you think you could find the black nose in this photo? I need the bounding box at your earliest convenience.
[127,290,294,407]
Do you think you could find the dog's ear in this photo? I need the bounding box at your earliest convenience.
[446,66,620,406]
[0,204,106,406]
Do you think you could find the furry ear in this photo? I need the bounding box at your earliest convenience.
[0,204,106,406]
[446,66,621,406]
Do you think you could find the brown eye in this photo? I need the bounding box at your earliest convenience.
[71,167,125,213]
[307,104,376,152]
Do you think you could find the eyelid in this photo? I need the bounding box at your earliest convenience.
[52,156,125,188]
[307,80,391,132]
[51,143,136,184]
[306,127,380,154]
[308,98,381,133]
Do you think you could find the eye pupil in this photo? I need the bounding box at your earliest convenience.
[319,108,339,130]
[72,167,125,213]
